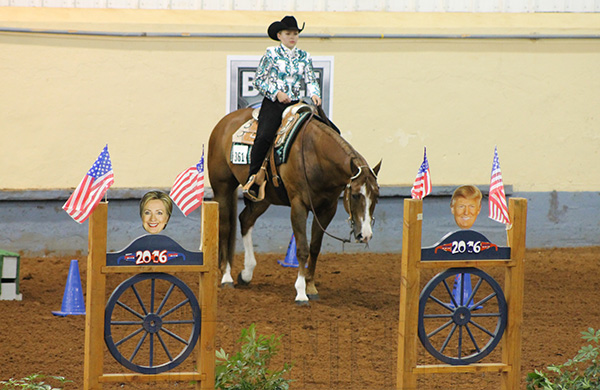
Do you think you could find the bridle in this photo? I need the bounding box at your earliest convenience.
[343,166,377,232]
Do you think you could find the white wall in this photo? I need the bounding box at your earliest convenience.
[1,9,599,192]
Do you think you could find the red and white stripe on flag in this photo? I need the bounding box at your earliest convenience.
[411,147,432,200]
[488,147,511,225]
[170,156,204,217]
[62,145,114,223]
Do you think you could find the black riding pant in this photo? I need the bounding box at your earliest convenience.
[248,97,297,177]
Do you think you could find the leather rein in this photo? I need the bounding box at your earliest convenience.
[298,111,372,245]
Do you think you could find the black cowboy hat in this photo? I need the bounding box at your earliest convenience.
[267,16,305,41]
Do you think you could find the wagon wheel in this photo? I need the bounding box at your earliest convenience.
[104,273,201,374]
[418,267,507,365]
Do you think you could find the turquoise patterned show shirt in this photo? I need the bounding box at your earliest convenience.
[253,44,321,102]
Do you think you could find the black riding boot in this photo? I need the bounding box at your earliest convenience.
[243,97,295,201]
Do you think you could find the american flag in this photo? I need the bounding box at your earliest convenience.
[63,145,114,223]
[488,146,511,225]
[170,149,205,216]
[411,147,432,200]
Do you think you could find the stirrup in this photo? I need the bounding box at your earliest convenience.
[242,175,266,202]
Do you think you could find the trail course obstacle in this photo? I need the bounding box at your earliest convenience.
[83,201,218,390]
[397,198,527,390]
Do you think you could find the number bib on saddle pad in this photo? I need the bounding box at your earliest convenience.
[230,103,314,166]
[231,143,250,164]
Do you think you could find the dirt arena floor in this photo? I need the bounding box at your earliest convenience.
[1,246,599,390]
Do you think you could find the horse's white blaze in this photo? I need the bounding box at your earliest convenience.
[221,263,233,285]
[359,185,373,242]
[294,273,309,302]
[241,227,256,283]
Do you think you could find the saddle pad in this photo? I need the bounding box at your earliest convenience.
[273,110,312,165]
[231,110,259,146]
[230,103,313,166]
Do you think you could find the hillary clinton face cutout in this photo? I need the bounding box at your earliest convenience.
[141,199,169,234]
[139,191,173,234]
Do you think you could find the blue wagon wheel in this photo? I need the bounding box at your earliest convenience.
[418,267,507,365]
[104,273,201,374]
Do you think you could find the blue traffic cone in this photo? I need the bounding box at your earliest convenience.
[278,234,300,268]
[450,273,482,309]
[52,259,86,316]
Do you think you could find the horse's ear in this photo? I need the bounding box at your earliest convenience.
[372,159,382,177]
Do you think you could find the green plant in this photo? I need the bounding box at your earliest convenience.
[215,323,293,390]
[0,374,71,390]
[527,328,600,390]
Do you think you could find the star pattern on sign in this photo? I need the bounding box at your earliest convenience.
[88,150,113,178]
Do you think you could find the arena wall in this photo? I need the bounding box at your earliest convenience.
[0,188,598,256]
[1,8,599,253]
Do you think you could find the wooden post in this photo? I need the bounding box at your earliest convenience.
[501,198,527,390]
[397,199,423,390]
[82,201,218,388]
[199,201,218,390]
[83,202,108,390]
[397,197,526,389]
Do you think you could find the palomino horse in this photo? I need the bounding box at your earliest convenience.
[207,106,381,305]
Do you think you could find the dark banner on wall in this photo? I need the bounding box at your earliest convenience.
[227,55,334,117]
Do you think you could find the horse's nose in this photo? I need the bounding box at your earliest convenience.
[356,231,372,243]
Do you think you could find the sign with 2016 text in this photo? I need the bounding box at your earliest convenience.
[106,234,203,266]
[421,230,511,261]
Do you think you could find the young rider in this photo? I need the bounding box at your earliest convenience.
[243,15,322,201]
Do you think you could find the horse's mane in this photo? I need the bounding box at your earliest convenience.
[311,119,369,168]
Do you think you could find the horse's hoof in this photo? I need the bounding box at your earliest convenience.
[295,300,310,307]
[221,282,235,289]
[307,294,320,301]
[237,272,250,286]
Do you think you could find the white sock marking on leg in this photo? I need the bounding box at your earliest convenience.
[221,263,233,285]
[241,227,256,282]
[295,273,309,302]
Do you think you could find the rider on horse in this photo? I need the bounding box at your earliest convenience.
[243,15,322,202]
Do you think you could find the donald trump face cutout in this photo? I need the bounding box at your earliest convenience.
[450,185,482,230]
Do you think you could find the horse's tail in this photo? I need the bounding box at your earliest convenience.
[223,188,237,264]
[207,118,240,270]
